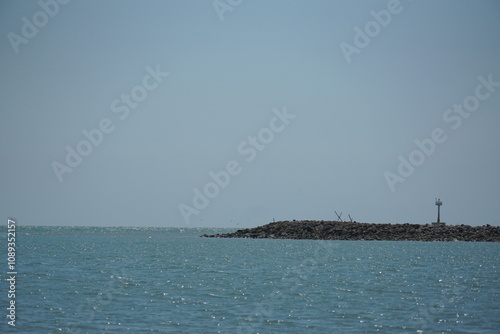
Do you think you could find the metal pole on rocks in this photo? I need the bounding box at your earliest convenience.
[435,198,442,223]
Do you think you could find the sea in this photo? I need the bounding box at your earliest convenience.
[1,226,499,333]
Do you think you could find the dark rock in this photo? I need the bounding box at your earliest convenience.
[201,220,500,242]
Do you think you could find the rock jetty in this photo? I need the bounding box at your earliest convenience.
[202,220,500,242]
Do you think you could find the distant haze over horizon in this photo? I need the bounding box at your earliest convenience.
[14,220,495,229]
[1,0,499,228]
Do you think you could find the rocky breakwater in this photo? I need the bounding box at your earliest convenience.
[202,220,500,242]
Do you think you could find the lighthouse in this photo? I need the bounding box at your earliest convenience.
[432,198,446,226]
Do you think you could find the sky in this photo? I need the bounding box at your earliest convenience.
[1,0,499,228]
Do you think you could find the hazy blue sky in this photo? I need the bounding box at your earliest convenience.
[1,0,499,227]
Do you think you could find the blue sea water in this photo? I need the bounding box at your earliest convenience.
[1,226,499,333]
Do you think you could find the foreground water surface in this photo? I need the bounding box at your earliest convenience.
[1,226,499,333]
